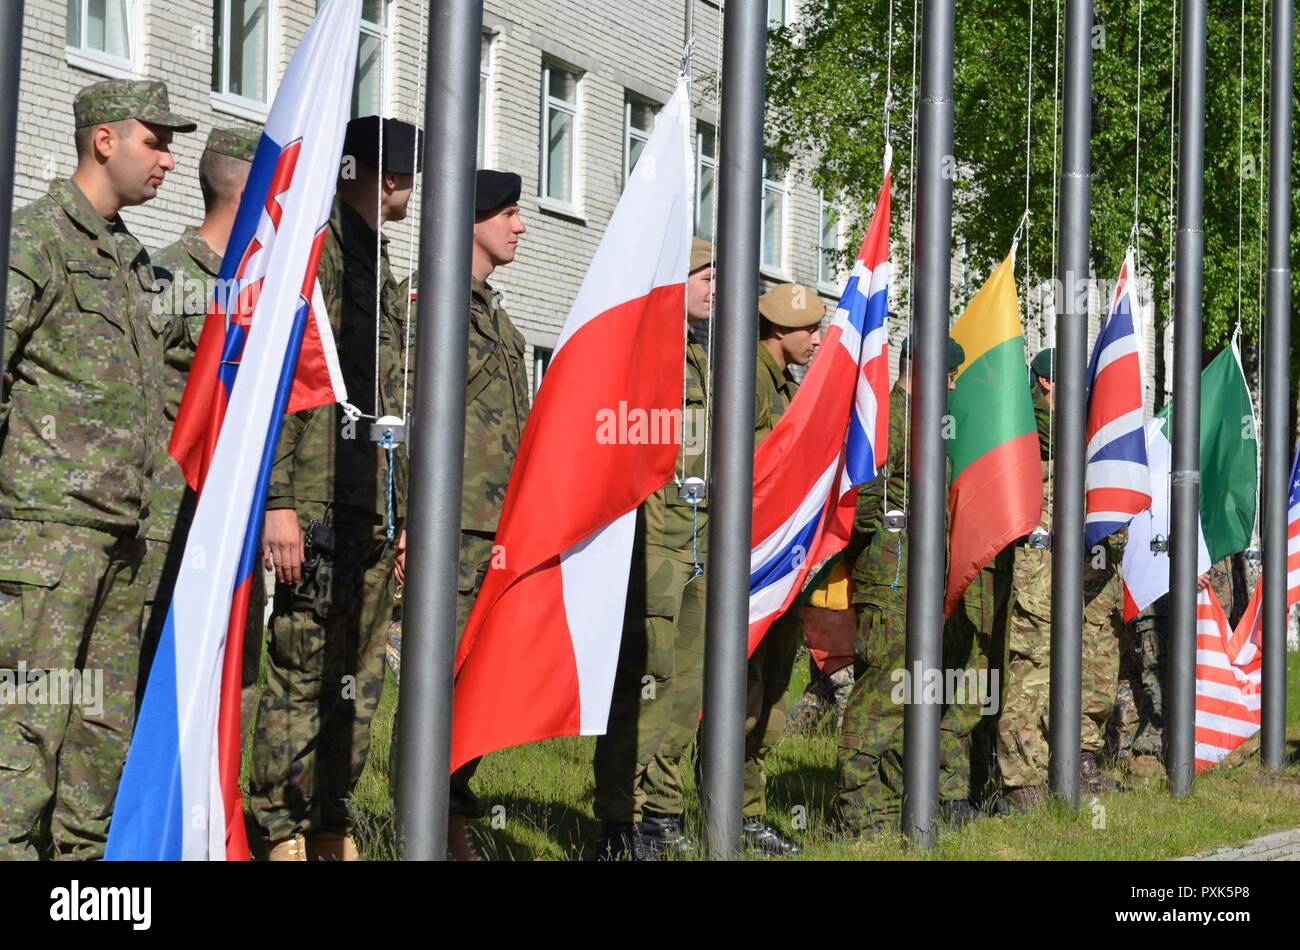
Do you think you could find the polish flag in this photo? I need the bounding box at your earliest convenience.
[450,80,694,770]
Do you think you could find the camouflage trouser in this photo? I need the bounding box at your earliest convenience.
[1116,599,1166,757]
[742,610,802,817]
[789,654,855,733]
[0,519,146,859]
[249,503,397,844]
[594,546,706,822]
[836,590,986,832]
[997,544,1122,789]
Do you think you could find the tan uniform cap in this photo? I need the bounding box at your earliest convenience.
[758,283,825,328]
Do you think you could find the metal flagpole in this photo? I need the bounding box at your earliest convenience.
[396,0,483,860]
[1048,0,1092,809]
[902,0,956,850]
[700,0,766,861]
[1168,0,1208,798]
[0,0,25,372]
[1261,0,1292,772]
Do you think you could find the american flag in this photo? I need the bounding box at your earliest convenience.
[1084,249,1151,548]
[1193,441,1300,771]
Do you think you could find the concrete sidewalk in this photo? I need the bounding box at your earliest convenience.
[1181,828,1300,861]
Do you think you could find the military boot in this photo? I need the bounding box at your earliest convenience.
[994,785,1047,815]
[267,833,307,861]
[639,812,696,859]
[940,798,981,828]
[742,819,802,856]
[594,821,659,861]
[448,815,484,861]
[1080,752,1123,793]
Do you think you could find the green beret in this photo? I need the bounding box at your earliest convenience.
[73,79,197,132]
[898,335,966,372]
[1031,347,1055,381]
[205,127,260,162]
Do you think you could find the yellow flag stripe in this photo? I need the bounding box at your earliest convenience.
[950,252,1022,380]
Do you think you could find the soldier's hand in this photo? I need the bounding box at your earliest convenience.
[394,529,407,586]
[264,509,305,585]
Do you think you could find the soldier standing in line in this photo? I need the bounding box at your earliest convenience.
[0,79,196,859]
[251,116,421,861]
[592,238,714,861]
[837,335,979,835]
[740,282,823,856]
[996,348,1124,812]
[146,126,262,726]
[392,170,532,861]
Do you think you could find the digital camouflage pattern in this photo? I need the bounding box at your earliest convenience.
[1,173,169,857]
[72,78,197,131]
[594,339,709,823]
[252,197,408,844]
[3,178,167,534]
[744,342,801,817]
[850,382,910,599]
[204,126,260,161]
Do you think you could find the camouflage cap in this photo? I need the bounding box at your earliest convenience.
[205,126,261,162]
[74,79,198,132]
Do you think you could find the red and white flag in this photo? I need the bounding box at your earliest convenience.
[1194,587,1262,772]
[450,79,693,770]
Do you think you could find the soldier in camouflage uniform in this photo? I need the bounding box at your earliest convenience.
[837,335,984,835]
[997,349,1124,810]
[0,80,196,859]
[145,127,262,728]
[389,170,532,861]
[741,282,823,856]
[593,239,714,861]
[250,117,421,861]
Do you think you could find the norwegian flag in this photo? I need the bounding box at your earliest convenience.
[106,0,359,860]
[747,162,891,652]
[1084,248,1151,548]
[450,79,693,769]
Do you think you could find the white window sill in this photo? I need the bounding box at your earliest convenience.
[64,47,139,81]
[818,280,844,298]
[761,264,794,284]
[210,92,270,124]
[536,197,587,224]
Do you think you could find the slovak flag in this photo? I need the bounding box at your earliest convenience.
[748,162,891,651]
[1084,248,1151,548]
[106,0,360,860]
[449,79,693,770]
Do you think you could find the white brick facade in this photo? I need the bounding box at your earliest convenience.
[15,0,837,391]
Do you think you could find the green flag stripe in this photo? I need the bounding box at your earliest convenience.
[947,336,1036,481]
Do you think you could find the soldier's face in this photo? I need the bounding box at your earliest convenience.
[105,120,176,206]
[686,265,714,322]
[473,204,526,267]
[383,172,415,223]
[781,322,822,366]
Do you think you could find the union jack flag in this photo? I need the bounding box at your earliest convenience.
[1084,248,1151,549]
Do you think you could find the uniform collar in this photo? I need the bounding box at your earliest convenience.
[757,343,793,388]
[471,276,498,310]
[333,196,390,250]
[50,178,127,256]
[179,226,222,276]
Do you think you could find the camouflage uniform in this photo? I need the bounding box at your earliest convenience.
[594,337,709,823]
[836,382,989,831]
[743,344,801,817]
[997,388,1124,789]
[0,177,169,859]
[249,198,408,845]
[147,224,265,710]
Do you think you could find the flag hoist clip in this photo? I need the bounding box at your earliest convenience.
[1028,527,1051,550]
[372,414,405,543]
[884,509,906,533]
[1149,534,1168,553]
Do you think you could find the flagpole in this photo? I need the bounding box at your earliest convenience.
[1168,0,1208,798]
[701,0,766,860]
[397,0,483,861]
[1260,0,1293,772]
[0,0,25,373]
[902,0,956,850]
[1048,0,1092,810]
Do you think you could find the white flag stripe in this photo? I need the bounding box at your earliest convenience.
[1085,409,1147,462]
[1195,742,1232,764]
[751,460,839,568]
[1085,459,1151,492]
[1195,709,1261,738]
[1093,329,1140,377]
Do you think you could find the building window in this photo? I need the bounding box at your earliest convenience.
[624,94,656,184]
[768,0,791,29]
[818,191,845,289]
[761,153,788,275]
[478,33,494,167]
[212,0,272,113]
[540,61,580,208]
[695,123,717,241]
[65,0,138,76]
[352,0,391,118]
[532,347,553,399]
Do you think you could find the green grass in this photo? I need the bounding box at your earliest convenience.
[259,651,1300,860]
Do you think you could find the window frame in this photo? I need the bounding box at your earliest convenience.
[210,0,276,122]
[531,345,554,400]
[478,31,495,167]
[817,190,847,294]
[695,121,717,240]
[351,0,393,119]
[622,92,658,185]
[538,59,582,215]
[65,0,142,80]
[760,152,790,278]
[768,0,793,29]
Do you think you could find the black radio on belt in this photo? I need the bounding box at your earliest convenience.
[299,520,339,594]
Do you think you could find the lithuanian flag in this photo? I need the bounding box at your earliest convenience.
[944,252,1044,616]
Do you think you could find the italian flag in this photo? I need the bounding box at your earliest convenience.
[944,252,1044,616]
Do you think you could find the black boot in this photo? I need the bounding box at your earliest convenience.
[594,821,658,861]
[639,812,696,859]
[1080,752,1124,793]
[940,798,981,828]
[742,819,802,856]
